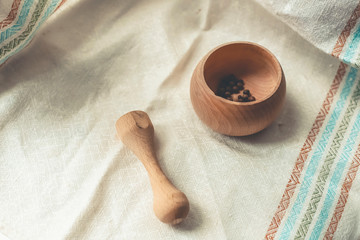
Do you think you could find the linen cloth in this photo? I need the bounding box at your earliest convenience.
[256,0,360,69]
[0,0,360,240]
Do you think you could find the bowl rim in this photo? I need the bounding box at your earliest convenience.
[200,41,283,106]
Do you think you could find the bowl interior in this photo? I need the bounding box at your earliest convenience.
[203,43,280,102]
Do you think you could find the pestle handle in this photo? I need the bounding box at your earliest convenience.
[116,111,189,224]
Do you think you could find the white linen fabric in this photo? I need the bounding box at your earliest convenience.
[0,0,359,240]
[256,0,360,68]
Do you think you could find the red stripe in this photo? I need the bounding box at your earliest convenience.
[332,2,360,57]
[264,62,348,240]
[54,0,67,12]
[0,0,22,29]
[323,145,360,240]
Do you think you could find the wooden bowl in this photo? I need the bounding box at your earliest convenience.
[190,42,286,136]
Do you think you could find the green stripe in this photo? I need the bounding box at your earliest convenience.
[294,79,360,240]
[0,0,48,58]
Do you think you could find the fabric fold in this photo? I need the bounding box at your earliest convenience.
[255,0,360,68]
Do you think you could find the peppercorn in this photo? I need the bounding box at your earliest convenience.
[248,96,255,101]
[216,74,255,102]
[240,94,248,100]
[216,88,225,96]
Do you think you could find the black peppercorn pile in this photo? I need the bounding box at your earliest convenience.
[216,74,256,102]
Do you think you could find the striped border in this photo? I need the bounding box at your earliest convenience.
[0,0,65,65]
[0,0,22,29]
[0,0,48,58]
[265,3,360,239]
[332,2,360,58]
[0,0,36,43]
[324,144,360,240]
[294,77,360,239]
[310,110,360,239]
[278,67,358,240]
[264,63,348,240]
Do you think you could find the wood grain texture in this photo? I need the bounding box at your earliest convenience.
[190,42,286,136]
[116,111,189,224]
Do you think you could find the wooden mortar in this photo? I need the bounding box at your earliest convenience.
[190,41,286,136]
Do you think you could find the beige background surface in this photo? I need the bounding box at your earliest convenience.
[0,0,358,239]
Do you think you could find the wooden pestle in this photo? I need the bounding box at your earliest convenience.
[115,111,189,224]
